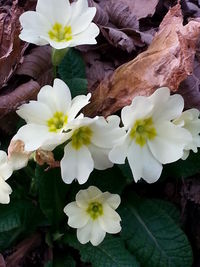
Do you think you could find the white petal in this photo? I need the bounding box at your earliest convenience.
[61,143,94,184]
[71,7,96,35]
[36,0,71,25]
[109,135,130,164]
[76,186,102,209]
[148,87,170,107]
[90,116,126,149]
[16,101,52,124]
[101,193,121,209]
[13,124,56,151]
[70,23,99,47]
[121,96,153,129]
[43,39,72,50]
[77,220,93,244]
[68,94,91,121]
[0,177,12,204]
[88,144,113,170]
[70,0,89,23]
[0,151,13,180]
[90,220,106,246]
[153,94,184,122]
[64,202,89,228]
[99,204,121,234]
[148,121,192,164]
[38,79,72,114]
[8,153,29,171]
[19,11,50,45]
[127,142,163,183]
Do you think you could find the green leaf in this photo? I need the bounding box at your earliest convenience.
[120,194,193,267]
[152,199,180,224]
[0,200,44,250]
[67,165,128,201]
[118,159,134,183]
[36,166,70,226]
[161,150,200,179]
[64,234,140,267]
[58,48,87,97]
[53,254,76,267]
[44,261,53,267]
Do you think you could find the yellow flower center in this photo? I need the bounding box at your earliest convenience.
[87,201,103,220]
[71,127,93,150]
[47,111,68,132]
[130,117,156,146]
[48,23,72,42]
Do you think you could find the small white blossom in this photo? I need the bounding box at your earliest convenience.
[0,151,13,204]
[173,108,200,159]
[64,186,121,246]
[61,115,126,184]
[13,78,91,152]
[109,87,192,183]
[19,0,99,49]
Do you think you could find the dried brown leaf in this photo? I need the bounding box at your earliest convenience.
[85,4,200,117]
[107,1,139,29]
[122,0,159,19]
[0,80,40,119]
[0,254,6,267]
[0,0,28,88]
[16,46,53,87]
[88,0,109,25]
[179,58,200,110]
[5,233,41,267]
[35,149,59,169]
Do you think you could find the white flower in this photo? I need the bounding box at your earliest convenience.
[19,0,99,49]
[109,87,192,183]
[61,115,125,184]
[64,186,121,246]
[0,151,13,204]
[14,78,91,152]
[173,108,200,159]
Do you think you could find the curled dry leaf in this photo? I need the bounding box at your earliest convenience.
[89,0,153,52]
[0,254,6,267]
[122,0,159,19]
[0,80,40,119]
[16,46,53,87]
[35,149,60,169]
[88,0,109,25]
[5,233,41,267]
[0,0,28,88]
[179,58,200,110]
[85,4,200,117]
[106,1,139,29]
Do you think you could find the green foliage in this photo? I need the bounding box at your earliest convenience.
[35,165,70,227]
[152,199,180,224]
[58,48,87,97]
[64,234,140,267]
[53,253,76,267]
[67,165,128,202]
[120,193,193,267]
[0,200,44,250]
[161,150,200,179]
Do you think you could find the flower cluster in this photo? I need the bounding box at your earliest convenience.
[0,0,199,248]
[19,0,99,49]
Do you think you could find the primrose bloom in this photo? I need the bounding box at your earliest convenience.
[19,0,99,49]
[0,151,13,204]
[14,79,91,151]
[64,186,121,246]
[61,115,125,184]
[109,87,192,183]
[173,108,200,159]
